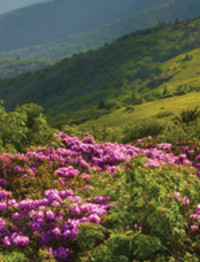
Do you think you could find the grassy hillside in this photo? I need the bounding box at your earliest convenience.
[80,92,200,128]
[1,0,200,59]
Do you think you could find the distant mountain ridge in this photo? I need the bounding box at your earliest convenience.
[0,0,200,59]
[0,0,49,15]
[0,0,137,52]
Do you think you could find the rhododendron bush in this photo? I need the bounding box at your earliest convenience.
[1,133,200,261]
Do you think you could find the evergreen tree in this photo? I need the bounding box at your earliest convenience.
[98,99,105,109]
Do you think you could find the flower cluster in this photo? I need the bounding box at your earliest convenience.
[0,184,110,260]
[0,133,200,260]
[189,204,200,232]
[173,191,190,205]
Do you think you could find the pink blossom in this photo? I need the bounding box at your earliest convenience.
[190,225,199,232]
[182,197,190,206]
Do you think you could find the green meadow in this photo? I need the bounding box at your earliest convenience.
[80,92,200,128]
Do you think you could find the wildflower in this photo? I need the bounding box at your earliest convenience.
[182,197,190,206]
[46,210,55,220]
[190,225,199,232]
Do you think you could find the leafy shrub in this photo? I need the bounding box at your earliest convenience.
[162,124,188,144]
[122,118,164,143]
[173,106,200,126]
[76,156,200,261]
[86,125,123,142]
[0,102,54,152]
[0,251,27,262]
[125,105,135,112]
[104,101,117,111]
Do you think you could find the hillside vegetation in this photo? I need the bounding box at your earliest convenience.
[1,0,200,59]
[0,0,140,58]
[1,0,200,78]
[1,104,200,260]
[0,58,54,79]
[1,17,200,126]
[80,47,200,128]
[1,5,200,260]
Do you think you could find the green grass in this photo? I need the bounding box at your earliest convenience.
[80,91,200,128]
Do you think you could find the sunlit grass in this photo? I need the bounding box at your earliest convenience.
[81,91,200,128]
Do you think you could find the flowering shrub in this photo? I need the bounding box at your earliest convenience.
[0,133,200,261]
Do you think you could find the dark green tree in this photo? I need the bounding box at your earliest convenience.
[98,99,106,109]
[163,86,168,95]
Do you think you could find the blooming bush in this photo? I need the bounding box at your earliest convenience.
[0,133,200,261]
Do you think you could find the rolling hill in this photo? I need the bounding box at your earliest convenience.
[1,16,200,127]
[1,0,200,60]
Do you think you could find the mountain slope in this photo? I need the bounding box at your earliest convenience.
[0,0,49,15]
[1,17,200,126]
[0,0,138,53]
[0,58,54,79]
[1,0,200,59]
